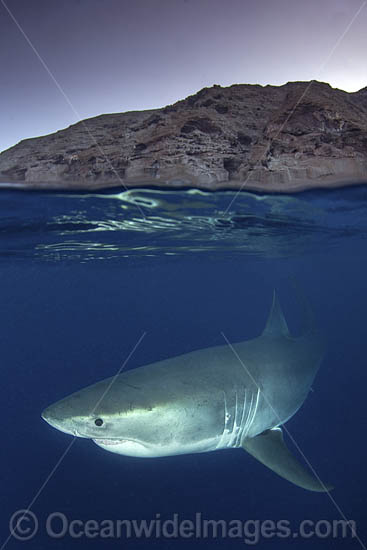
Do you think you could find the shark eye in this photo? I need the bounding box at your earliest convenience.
[94,418,104,427]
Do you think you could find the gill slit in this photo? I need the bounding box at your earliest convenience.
[233,389,246,447]
[245,387,260,439]
[229,389,241,447]
[216,390,229,449]
[230,389,239,447]
[243,391,254,439]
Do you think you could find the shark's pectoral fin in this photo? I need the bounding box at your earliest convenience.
[242,428,333,493]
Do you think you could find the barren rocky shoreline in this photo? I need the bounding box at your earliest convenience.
[1,80,367,192]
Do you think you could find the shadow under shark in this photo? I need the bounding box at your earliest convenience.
[42,293,332,492]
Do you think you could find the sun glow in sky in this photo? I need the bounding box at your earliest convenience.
[0,0,366,153]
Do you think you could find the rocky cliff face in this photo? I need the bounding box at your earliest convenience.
[1,80,367,192]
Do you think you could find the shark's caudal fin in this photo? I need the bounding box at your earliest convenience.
[262,291,290,338]
[242,428,333,492]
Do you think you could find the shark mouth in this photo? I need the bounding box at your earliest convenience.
[92,437,152,457]
[92,438,128,446]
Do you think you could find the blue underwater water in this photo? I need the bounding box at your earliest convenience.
[0,185,367,549]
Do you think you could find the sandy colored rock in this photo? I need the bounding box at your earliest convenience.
[1,80,367,192]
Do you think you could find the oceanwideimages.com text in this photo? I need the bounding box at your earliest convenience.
[9,510,357,545]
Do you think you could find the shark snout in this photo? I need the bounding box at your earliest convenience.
[41,406,77,437]
[41,406,54,425]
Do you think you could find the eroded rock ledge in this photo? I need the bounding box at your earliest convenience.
[1,80,367,192]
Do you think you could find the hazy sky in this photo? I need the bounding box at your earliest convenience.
[1,0,366,152]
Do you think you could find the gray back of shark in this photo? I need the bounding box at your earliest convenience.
[42,293,332,492]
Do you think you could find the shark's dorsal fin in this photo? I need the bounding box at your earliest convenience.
[263,291,290,337]
[242,428,333,492]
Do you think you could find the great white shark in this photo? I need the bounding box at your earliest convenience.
[42,293,332,492]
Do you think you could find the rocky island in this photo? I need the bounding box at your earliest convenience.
[0,80,367,192]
